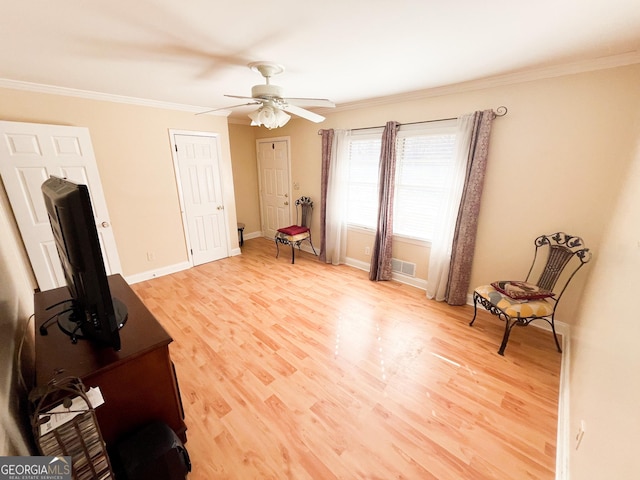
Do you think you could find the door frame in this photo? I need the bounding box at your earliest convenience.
[169,129,230,267]
[256,136,292,238]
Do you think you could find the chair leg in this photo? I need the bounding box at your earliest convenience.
[469,292,480,326]
[550,316,563,353]
[290,244,295,264]
[498,319,517,356]
[308,237,318,256]
[275,238,280,259]
[470,291,513,355]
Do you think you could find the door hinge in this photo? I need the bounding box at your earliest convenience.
[272,143,275,149]
[190,248,193,255]
[175,144,178,152]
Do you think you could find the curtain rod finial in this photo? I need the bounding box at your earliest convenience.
[495,106,508,117]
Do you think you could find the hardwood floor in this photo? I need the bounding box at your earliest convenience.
[131,238,561,479]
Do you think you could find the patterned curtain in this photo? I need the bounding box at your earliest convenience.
[426,114,475,302]
[445,110,496,305]
[369,121,400,281]
[319,129,334,262]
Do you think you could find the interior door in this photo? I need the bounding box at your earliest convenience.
[257,139,291,238]
[173,133,228,266]
[0,121,122,292]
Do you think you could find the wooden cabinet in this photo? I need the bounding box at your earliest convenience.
[34,274,186,446]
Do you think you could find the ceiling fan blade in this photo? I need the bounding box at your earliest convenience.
[196,102,261,115]
[282,104,326,123]
[285,97,335,108]
[224,94,259,101]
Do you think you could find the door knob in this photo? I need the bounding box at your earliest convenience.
[284,193,288,198]
[217,205,224,210]
[101,221,110,228]
[284,201,289,206]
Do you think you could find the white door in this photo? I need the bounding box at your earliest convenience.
[0,121,122,292]
[173,133,228,266]
[257,139,291,238]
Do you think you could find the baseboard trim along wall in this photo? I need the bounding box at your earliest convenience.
[555,325,571,480]
[125,260,191,284]
[345,257,428,290]
[243,230,263,242]
[127,231,254,283]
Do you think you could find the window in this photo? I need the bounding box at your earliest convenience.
[345,120,457,242]
[345,130,382,229]
[394,122,457,240]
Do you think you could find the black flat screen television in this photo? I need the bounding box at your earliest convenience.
[41,176,127,350]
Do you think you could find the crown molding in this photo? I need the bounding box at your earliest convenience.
[0,78,228,116]
[331,50,640,113]
[2,50,638,118]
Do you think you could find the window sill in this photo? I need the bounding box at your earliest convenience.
[394,234,432,248]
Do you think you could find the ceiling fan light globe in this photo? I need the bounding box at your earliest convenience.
[258,106,276,125]
[248,108,262,126]
[248,105,290,129]
[274,109,291,127]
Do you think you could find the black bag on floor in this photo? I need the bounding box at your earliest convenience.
[112,421,191,480]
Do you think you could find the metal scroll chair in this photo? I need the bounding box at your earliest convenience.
[275,196,318,264]
[470,232,591,355]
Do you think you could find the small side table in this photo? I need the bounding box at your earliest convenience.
[237,223,245,247]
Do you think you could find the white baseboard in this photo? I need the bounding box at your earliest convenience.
[124,260,191,284]
[127,241,246,283]
[345,256,369,272]
[244,230,263,241]
[556,326,571,480]
[393,274,427,290]
[126,228,260,283]
[345,257,428,290]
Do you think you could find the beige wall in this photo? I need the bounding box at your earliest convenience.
[569,136,640,478]
[0,88,238,279]
[235,64,640,325]
[228,123,261,235]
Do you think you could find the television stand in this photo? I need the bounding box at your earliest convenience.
[34,274,187,446]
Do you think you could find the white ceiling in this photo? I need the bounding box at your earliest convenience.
[2,0,640,118]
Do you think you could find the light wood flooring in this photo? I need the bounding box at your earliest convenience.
[131,238,561,479]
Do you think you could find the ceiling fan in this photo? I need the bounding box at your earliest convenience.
[200,62,335,128]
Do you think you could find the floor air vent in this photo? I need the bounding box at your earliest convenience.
[391,258,416,277]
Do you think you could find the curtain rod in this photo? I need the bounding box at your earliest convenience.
[317,106,508,135]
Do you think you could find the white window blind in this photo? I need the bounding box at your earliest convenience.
[344,121,457,241]
[345,131,382,229]
[394,123,456,240]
